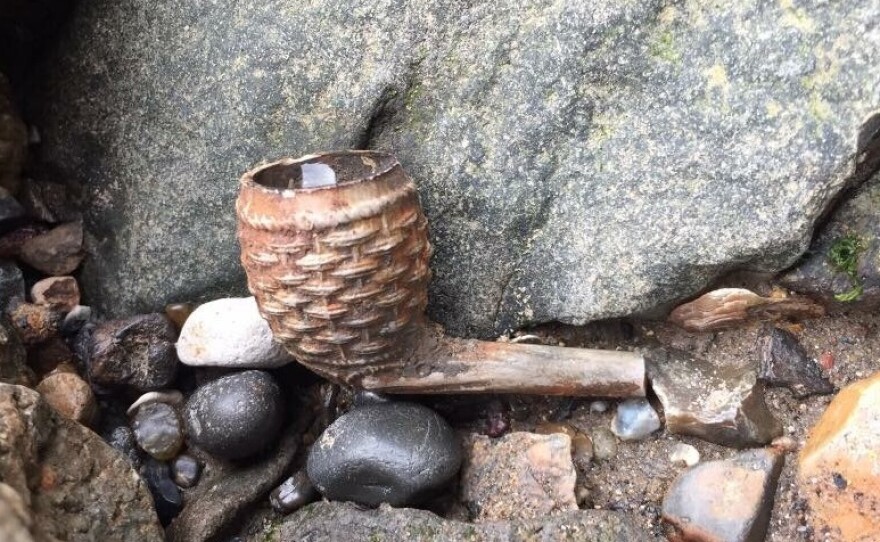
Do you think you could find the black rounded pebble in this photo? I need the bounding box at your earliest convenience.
[171,454,202,488]
[132,402,184,460]
[184,370,284,460]
[105,425,144,469]
[141,459,182,526]
[307,402,461,507]
[269,469,317,514]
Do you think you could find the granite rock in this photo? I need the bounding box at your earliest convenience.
[34,0,880,336]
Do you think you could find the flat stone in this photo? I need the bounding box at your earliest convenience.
[5,302,61,345]
[35,1,880,337]
[758,327,834,398]
[308,402,460,507]
[461,432,577,522]
[274,501,651,541]
[648,349,782,448]
[798,372,880,541]
[176,297,294,369]
[611,398,661,441]
[184,370,284,460]
[669,289,824,332]
[30,276,80,312]
[0,384,163,541]
[86,313,178,393]
[0,261,24,312]
[35,372,97,426]
[0,316,33,387]
[132,402,184,461]
[662,448,784,542]
[19,221,84,276]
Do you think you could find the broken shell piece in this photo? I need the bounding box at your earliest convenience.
[127,390,184,416]
[669,288,824,332]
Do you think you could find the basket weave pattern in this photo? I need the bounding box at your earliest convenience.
[237,165,431,381]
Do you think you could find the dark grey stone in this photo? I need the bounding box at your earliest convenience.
[33,0,880,337]
[140,458,182,527]
[0,191,24,229]
[132,402,184,461]
[0,260,24,312]
[104,425,144,470]
[269,469,317,515]
[307,402,461,507]
[758,327,834,398]
[781,169,880,310]
[268,500,650,541]
[171,454,201,488]
[86,313,178,393]
[184,370,284,460]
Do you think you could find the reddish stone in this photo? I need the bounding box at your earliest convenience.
[19,221,84,275]
[818,351,834,371]
[5,302,61,345]
[36,372,97,426]
[31,276,80,312]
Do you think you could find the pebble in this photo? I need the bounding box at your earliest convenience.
[351,389,391,408]
[307,402,460,507]
[535,421,578,440]
[164,302,194,331]
[127,390,184,416]
[798,372,880,540]
[483,400,510,438]
[668,288,823,331]
[0,260,24,311]
[611,398,661,440]
[591,427,618,461]
[572,433,594,469]
[460,432,577,521]
[648,349,782,448]
[6,302,62,344]
[184,370,284,460]
[132,402,185,460]
[668,442,700,467]
[87,313,178,392]
[105,425,144,469]
[19,220,85,275]
[270,470,318,514]
[176,297,295,368]
[141,459,183,526]
[758,327,834,398]
[35,372,97,426]
[663,448,784,542]
[60,304,92,335]
[30,276,80,312]
[818,351,834,370]
[589,400,608,413]
[171,455,202,488]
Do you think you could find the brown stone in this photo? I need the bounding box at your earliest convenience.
[0,384,163,540]
[164,302,194,331]
[19,221,84,276]
[798,372,880,541]
[5,303,61,345]
[461,432,577,522]
[534,421,577,440]
[648,349,782,448]
[669,288,824,332]
[35,372,97,426]
[30,276,80,312]
[662,448,784,542]
[0,224,48,259]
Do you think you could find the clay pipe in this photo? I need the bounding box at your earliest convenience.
[236,150,645,397]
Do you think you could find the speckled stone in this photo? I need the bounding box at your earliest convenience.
[132,402,184,461]
[307,402,460,507]
[171,455,201,488]
[184,370,284,460]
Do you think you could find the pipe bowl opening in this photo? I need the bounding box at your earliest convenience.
[252,151,397,191]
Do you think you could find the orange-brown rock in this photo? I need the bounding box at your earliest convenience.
[798,372,880,541]
[669,288,824,332]
[35,372,97,426]
[30,276,80,312]
[5,303,61,345]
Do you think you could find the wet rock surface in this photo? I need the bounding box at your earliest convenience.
[132,401,184,460]
[662,448,784,542]
[86,313,178,393]
[184,370,284,460]
[0,384,163,541]
[461,432,577,522]
[273,500,651,541]
[758,327,834,398]
[36,0,880,336]
[176,296,294,368]
[648,349,782,448]
[798,372,880,541]
[308,402,460,507]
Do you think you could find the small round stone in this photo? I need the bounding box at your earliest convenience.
[307,402,461,507]
[164,302,194,331]
[572,433,594,469]
[611,398,661,441]
[270,470,317,514]
[669,442,700,467]
[590,400,609,413]
[35,372,97,426]
[132,402,184,460]
[591,427,618,461]
[184,370,284,460]
[171,454,202,488]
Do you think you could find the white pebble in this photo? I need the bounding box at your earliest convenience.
[669,442,700,467]
[590,401,609,413]
[176,297,295,368]
[611,398,661,440]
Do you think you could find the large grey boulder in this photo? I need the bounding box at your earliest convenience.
[34,0,880,337]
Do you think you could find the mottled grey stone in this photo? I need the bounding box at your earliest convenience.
[0,260,24,312]
[34,0,880,337]
[267,500,651,542]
